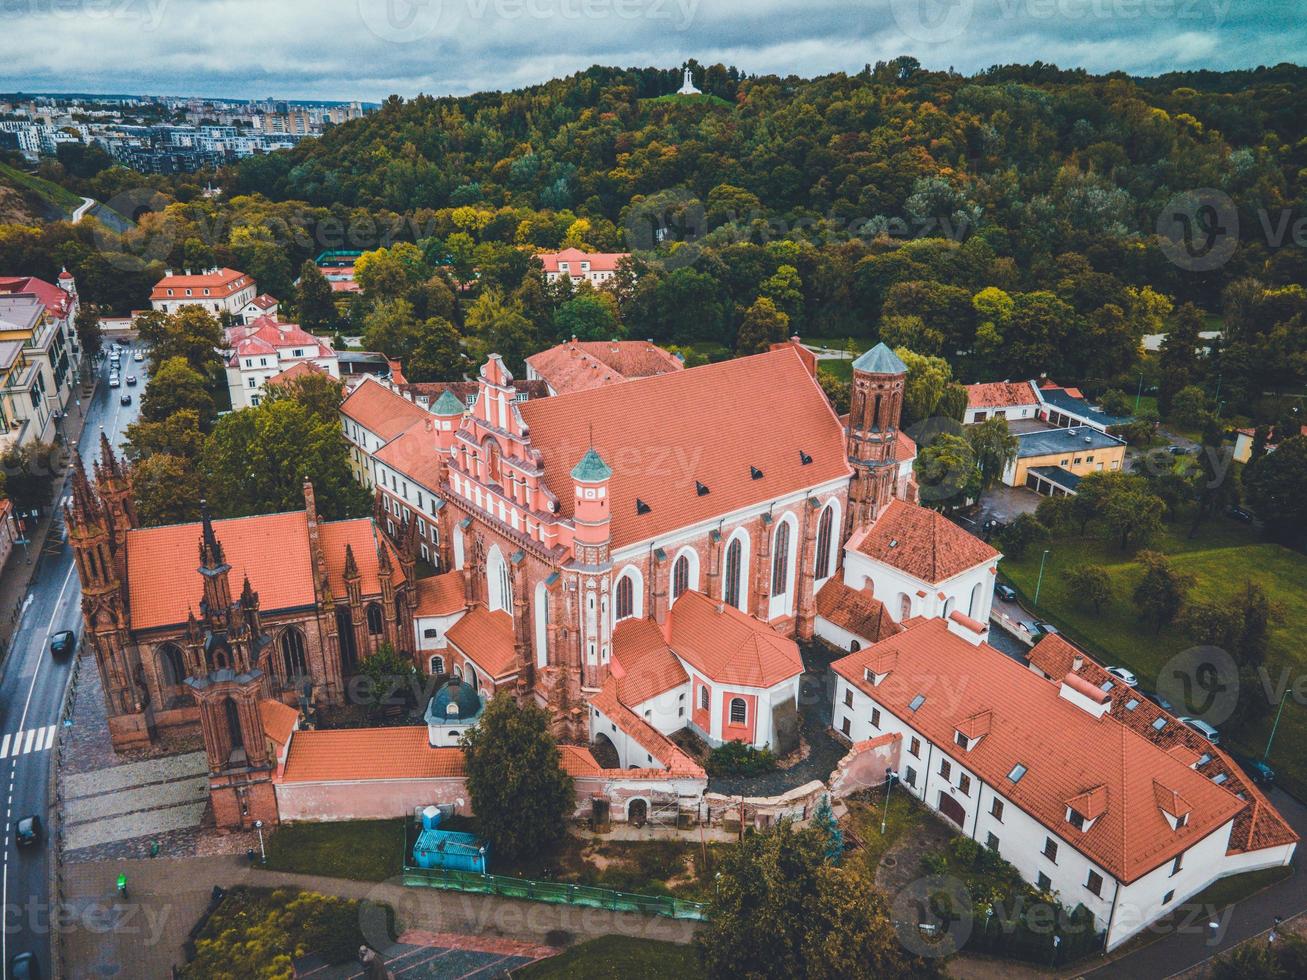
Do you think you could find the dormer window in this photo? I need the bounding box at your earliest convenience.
[955,732,970,750]
[1068,810,1085,831]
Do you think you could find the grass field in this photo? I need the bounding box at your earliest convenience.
[516,935,702,978]
[999,517,1307,795]
[260,818,406,881]
[0,161,85,215]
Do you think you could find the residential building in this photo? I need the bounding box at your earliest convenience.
[830,620,1296,951]
[1232,425,1306,464]
[150,267,257,316]
[0,270,81,448]
[536,248,628,286]
[524,337,683,395]
[1036,381,1132,432]
[1004,425,1127,496]
[224,316,339,409]
[237,293,280,324]
[964,381,1042,425]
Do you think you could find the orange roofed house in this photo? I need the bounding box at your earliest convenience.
[150,267,257,317]
[65,435,415,828]
[524,337,683,396]
[830,620,1297,951]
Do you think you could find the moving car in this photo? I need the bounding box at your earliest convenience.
[1106,666,1138,687]
[1229,752,1276,786]
[15,815,42,846]
[126,375,137,386]
[50,630,75,657]
[120,393,132,406]
[995,584,1017,602]
[1179,717,1221,744]
[133,350,144,362]
[8,952,39,980]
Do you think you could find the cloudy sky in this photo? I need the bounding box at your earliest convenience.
[2,0,1304,102]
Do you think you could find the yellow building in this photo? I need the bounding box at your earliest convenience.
[1004,426,1127,496]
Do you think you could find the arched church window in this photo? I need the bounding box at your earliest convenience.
[224,696,243,750]
[615,575,634,621]
[815,506,834,581]
[672,555,690,600]
[430,655,445,675]
[279,627,308,681]
[366,602,384,635]
[771,522,791,597]
[724,538,743,610]
[157,643,185,687]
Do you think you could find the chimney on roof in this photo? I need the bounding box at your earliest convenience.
[1059,672,1111,720]
[1072,654,1084,671]
[946,610,987,646]
[716,601,725,614]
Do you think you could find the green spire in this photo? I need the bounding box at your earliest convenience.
[432,388,465,416]
[852,342,908,375]
[571,447,612,482]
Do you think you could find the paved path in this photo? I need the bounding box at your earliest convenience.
[61,855,695,978]
[70,197,95,223]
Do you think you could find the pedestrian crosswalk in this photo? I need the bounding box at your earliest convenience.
[0,725,57,759]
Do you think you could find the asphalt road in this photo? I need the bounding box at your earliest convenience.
[1,345,141,978]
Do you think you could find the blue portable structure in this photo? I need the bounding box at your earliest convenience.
[412,806,488,873]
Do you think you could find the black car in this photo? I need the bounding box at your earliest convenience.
[995,584,1018,602]
[9,952,39,980]
[15,815,42,846]
[120,393,132,406]
[1230,752,1276,786]
[50,630,75,657]
[1141,688,1175,712]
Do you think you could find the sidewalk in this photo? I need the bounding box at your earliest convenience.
[60,855,696,978]
[0,382,96,659]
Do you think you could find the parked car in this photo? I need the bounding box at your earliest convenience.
[995,584,1017,602]
[125,375,137,386]
[1167,445,1191,456]
[1226,506,1254,523]
[1229,752,1276,786]
[1141,688,1175,712]
[14,815,42,846]
[1106,666,1138,687]
[1179,717,1221,744]
[49,630,75,657]
[133,350,144,362]
[1033,621,1059,637]
[108,374,119,388]
[1017,621,1059,639]
[120,393,132,406]
[8,951,39,980]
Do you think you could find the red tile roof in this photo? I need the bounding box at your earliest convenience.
[667,591,803,689]
[895,429,917,460]
[966,381,1040,410]
[1026,633,1298,857]
[248,293,279,310]
[265,361,326,387]
[0,275,72,318]
[340,377,431,441]
[852,499,999,584]
[446,605,518,679]
[281,727,466,782]
[373,417,443,491]
[125,513,393,629]
[833,618,1251,883]
[414,572,466,617]
[525,339,683,394]
[589,679,705,775]
[611,618,689,706]
[519,347,850,549]
[261,699,300,748]
[150,267,251,300]
[815,578,900,645]
[535,248,627,275]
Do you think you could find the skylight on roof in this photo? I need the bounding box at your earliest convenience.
[1198,753,1212,766]
[1099,681,1114,693]
[1213,772,1228,785]
[1008,764,1027,783]
[1152,718,1167,731]
[1125,698,1140,710]
[908,694,926,712]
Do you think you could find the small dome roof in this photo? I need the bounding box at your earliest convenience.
[429,677,481,720]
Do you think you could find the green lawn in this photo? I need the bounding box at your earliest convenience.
[0,161,85,214]
[259,818,406,881]
[515,935,701,979]
[1000,518,1307,794]
[845,789,926,874]
[818,358,853,381]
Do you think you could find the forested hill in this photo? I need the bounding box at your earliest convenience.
[231,59,1307,232]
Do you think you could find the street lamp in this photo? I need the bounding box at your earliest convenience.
[1264,687,1290,760]
[254,819,266,863]
[1034,549,1051,605]
[881,766,894,835]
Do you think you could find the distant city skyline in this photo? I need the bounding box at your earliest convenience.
[1,0,1303,104]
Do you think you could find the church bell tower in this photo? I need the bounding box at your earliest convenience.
[846,343,908,535]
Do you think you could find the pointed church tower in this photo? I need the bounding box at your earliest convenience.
[570,447,613,696]
[846,343,908,535]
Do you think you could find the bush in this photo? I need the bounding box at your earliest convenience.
[705,740,778,777]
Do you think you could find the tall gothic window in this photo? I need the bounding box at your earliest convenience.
[724,538,742,610]
[279,627,308,682]
[672,555,690,600]
[815,506,834,581]
[224,697,243,750]
[366,602,384,635]
[615,574,634,621]
[157,643,185,687]
[771,521,791,597]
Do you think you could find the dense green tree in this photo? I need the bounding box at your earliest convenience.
[294,260,338,335]
[895,347,953,427]
[914,434,981,510]
[1133,551,1194,633]
[965,417,1019,491]
[735,297,789,356]
[1066,565,1112,612]
[461,693,574,863]
[262,370,346,424]
[74,302,103,359]
[1244,435,1307,547]
[1102,484,1165,551]
[137,307,225,376]
[553,292,620,342]
[140,357,215,427]
[133,453,202,527]
[996,513,1048,560]
[124,409,206,464]
[361,298,419,360]
[696,820,938,980]
[465,288,537,374]
[405,316,473,382]
[1170,385,1208,429]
